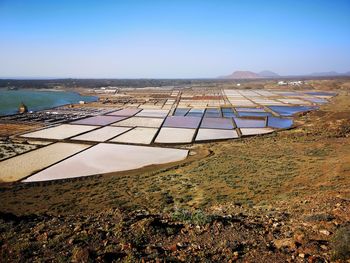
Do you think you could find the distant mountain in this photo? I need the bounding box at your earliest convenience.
[218,70,279,79]
[219,71,260,79]
[218,70,350,79]
[310,71,340,77]
[258,70,280,78]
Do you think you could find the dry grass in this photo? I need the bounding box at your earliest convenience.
[0,123,42,138]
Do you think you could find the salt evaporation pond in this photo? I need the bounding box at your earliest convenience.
[268,105,317,116]
[0,89,97,116]
[267,117,294,129]
[305,92,337,97]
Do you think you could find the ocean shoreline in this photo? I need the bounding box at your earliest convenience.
[0,89,98,116]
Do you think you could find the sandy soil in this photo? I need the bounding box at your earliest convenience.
[0,123,42,138]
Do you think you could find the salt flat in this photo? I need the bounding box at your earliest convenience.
[112,117,164,128]
[163,116,202,129]
[109,127,158,144]
[196,129,239,141]
[0,143,90,182]
[70,115,127,126]
[23,143,188,182]
[107,108,141,116]
[155,127,196,143]
[136,109,169,118]
[71,126,132,142]
[20,124,99,140]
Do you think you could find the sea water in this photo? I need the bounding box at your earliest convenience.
[0,89,97,116]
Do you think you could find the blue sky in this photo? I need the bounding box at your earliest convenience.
[0,0,349,78]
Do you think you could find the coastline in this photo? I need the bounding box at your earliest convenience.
[0,89,98,116]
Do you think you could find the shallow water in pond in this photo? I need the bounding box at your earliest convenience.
[268,105,316,116]
[267,117,293,129]
[305,91,336,96]
[238,112,272,117]
[173,108,190,116]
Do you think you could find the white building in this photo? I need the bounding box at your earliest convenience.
[278,81,287,85]
[288,81,303,86]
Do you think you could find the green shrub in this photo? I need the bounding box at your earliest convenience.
[171,209,212,226]
[332,225,350,261]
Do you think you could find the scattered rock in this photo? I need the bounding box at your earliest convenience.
[167,243,177,252]
[319,229,331,236]
[320,245,327,250]
[293,231,306,243]
[305,213,335,222]
[273,238,296,250]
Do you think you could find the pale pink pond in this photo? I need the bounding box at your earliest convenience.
[71,116,127,126]
[23,143,188,182]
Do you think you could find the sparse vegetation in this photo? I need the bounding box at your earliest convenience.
[332,225,350,261]
[171,208,212,225]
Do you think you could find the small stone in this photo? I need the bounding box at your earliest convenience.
[273,222,280,228]
[293,232,305,243]
[308,255,318,262]
[298,253,305,258]
[320,245,327,250]
[168,244,177,252]
[273,238,295,250]
[176,242,187,249]
[319,229,330,236]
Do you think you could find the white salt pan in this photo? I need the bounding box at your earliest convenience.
[23,143,188,182]
[0,143,89,182]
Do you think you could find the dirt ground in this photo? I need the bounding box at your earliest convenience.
[0,80,350,262]
[0,123,42,138]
